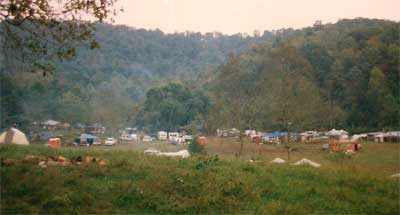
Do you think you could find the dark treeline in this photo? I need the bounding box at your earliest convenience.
[1,18,399,133]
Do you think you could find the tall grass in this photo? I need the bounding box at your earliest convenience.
[1,144,399,214]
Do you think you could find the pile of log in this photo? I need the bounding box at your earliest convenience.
[1,155,108,168]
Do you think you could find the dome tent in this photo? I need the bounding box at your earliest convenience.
[0,128,29,145]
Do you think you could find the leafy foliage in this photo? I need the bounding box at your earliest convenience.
[0,25,260,130]
[0,0,119,74]
[137,83,209,132]
[1,18,398,133]
[208,18,399,132]
[188,137,205,155]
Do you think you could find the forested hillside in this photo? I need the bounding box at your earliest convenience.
[1,24,267,129]
[1,18,399,133]
[207,18,399,133]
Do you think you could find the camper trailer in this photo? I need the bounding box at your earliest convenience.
[121,133,138,141]
[157,131,168,141]
[329,140,362,152]
[168,132,179,142]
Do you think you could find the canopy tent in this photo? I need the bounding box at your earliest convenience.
[41,120,61,126]
[262,132,300,138]
[0,128,29,145]
[78,134,98,142]
[326,129,348,136]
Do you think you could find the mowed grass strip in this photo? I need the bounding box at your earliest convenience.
[1,144,399,214]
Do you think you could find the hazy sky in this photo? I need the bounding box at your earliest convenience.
[114,0,400,35]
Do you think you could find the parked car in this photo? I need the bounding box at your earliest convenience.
[105,137,117,146]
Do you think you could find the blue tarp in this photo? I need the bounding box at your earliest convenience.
[262,132,300,138]
[79,134,98,141]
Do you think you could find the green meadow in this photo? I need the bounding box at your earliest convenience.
[1,141,399,214]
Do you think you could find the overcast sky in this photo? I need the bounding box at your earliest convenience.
[114,0,400,35]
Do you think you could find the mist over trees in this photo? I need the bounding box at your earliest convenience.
[1,18,399,133]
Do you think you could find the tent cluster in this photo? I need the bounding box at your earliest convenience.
[354,131,400,143]
[262,132,300,143]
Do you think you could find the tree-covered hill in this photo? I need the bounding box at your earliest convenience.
[1,23,269,129]
[207,18,399,133]
[1,18,398,133]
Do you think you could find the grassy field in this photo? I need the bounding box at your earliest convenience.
[1,139,399,214]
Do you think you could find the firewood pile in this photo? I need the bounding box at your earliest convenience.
[1,155,108,168]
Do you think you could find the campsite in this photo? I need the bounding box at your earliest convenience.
[1,120,399,214]
[1,0,400,214]
[1,138,399,214]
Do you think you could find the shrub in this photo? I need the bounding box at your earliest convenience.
[188,136,205,155]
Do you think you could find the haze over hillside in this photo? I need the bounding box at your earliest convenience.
[115,0,400,34]
[1,18,399,133]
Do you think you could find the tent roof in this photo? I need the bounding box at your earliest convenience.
[262,132,300,138]
[0,128,29,145]
[327,129,348,136]
[271,158,286,164]
[79,133,98,140]
[41,120,61,126]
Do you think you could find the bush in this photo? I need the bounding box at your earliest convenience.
[188,136,205,155]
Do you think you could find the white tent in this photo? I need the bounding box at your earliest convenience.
[390,173,400,178]
[0,128,29,145]
[144,148,160,155]
[157,131,168,140]
[326,129,349,140]
[351,134,368,141]
[270,158,286,164]
[41,120,60,126]
[144,148,190,158]
[293,158,321,168]
[158,150,190,158]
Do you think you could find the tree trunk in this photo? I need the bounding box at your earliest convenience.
[239,134,244,156]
